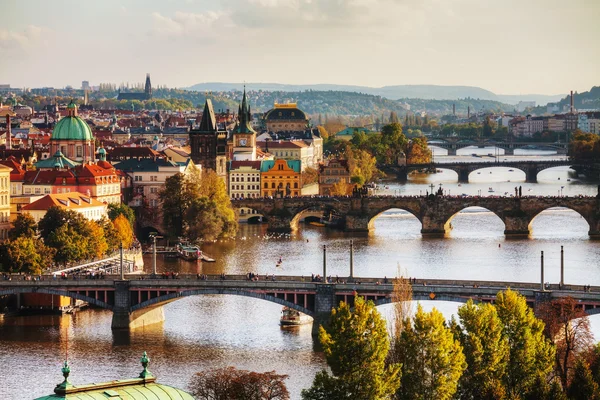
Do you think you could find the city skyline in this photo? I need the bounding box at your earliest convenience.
[1,0,599,95]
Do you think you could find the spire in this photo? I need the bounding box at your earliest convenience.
[54,360,73,394]
[199,99,217,131]
[139,351,153,380]
[145,73,152,98]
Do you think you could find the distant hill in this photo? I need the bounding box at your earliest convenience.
[186,82,565,105]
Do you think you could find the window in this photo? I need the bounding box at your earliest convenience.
[135,176,142,181]
[34,187,41,194]
[150,187,158,194]
[150,176,158,182]
[271,183,275,188]
[76,146,83,158]
[264,183,268,188]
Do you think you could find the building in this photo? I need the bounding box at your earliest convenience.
[261,140,316,171]
[228,160,261,199]
[114,157,196,208]
[547,116,566,132]
[22,192,108,222]
[263,103,309,132]
[49,101,95,163]
[231,88,257,161]
[0,164,10,240]
[260,159,301,197]
[117,73,152,101]
[189,99,228,179]
[35,353,194,400]
[319,159,351,195]
[510,115,544,137]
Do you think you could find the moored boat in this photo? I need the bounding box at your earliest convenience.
[280,307,312,326]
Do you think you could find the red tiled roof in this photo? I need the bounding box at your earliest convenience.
[22,192,106,211]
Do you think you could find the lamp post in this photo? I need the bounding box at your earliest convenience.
[323,245,327,282]
[349,240,354,279]
[120,243,124,280]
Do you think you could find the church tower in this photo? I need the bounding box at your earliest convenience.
[144,73,152,99]
[189,99,228,180]
[232,87,256,161]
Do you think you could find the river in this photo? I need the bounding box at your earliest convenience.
[1,149,599,399]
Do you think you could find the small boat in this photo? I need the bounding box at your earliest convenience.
[309,221,325,227]
[280,307,312,326]
[567,179,572,182]
[508,169,514,172]
[488,187,494,193]
[177,242,215,262]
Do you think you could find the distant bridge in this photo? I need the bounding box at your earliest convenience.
[386,159,572,183]
[232,195,600,236]
[2,275,600,334]
[427,138,568,156]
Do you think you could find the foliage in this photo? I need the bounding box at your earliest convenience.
[99,217,121,253]
[395,305,466,400]
[537,297,594,388]
[569,130,600,162]
[8,213,37,240]
[112,215,134,249]
[301,167,319,187]
[190,366,290,400]
[85,221,108,259]
[346,147,381,185]
[0,237,54,274]
[453,300,508,400]
[160,169,236,241]
[107,203,135,228]
[494,289,555,399]
[567,359,600,400]
[329,180,352,196]
[302,296,401,400]
[405,137,431,164]
[38,206,74,242]
[387,271,413,373]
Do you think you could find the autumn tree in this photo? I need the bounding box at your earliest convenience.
[395,305,466,400]
[302,296,401,400]
[379,123,408,164]
[329,180,351,196]
[405,137,432,165]
[190,367,290,400]
[186,197,224,242]
[301,167,319,187]
[8,213,37,239]
[160,173,191,238]
[567,359,600,400]
[197,169,237,238]
[107,203,135,228]
[112,214,134,249]
[495,289,555,398]
[346,148,381,186]
[387,268,413,372]
[0,237,54,274]
[453,300,508,400]
[538,296,594,388]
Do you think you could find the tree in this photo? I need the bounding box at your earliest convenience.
[495,289,555,398]
[38,206,72,241]
[112,214,134,249]
[301,167,319,187]
[302,296,401,400]
[405,137,431,164]
[160,173,190,238]
[538,297,594,388]
[0,237,54,274]
[396,305,466,400]
[567,359,600,400]
[107,203,135,228]
[198,169,237,239]
[9,213,37,239]
[47,224,87,265]
[454,301,508,400]
[186,197,224,242]
[329,180,351,196]
[346,148,381,185]
[190,367,289,400]
[85,220,108,259]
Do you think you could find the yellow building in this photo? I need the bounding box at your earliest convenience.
[0,164,11,240]
[261,159,301,197]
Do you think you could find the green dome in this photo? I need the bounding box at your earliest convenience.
[52,116,93,141]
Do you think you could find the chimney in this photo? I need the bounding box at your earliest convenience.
[570,90,574,114]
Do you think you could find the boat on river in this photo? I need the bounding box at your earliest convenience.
[280,307,312,326]
[176,242,215,262]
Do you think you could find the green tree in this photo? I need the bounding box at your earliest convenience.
[38,206,72,241]
[8,213,37,239]
[396,305,466,400]
[379,123,408,164]
[198,169,237,238]
[302,296,401,400]
[454,301,508,400]
[0,237,53,274]
[107,203,135,228]
[495,289,555,399]
[186,197,224,242]
[160,173,190,238]
[567,359,600,400]
[47,224,87,265]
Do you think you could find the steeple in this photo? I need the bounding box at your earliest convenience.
[234,86,255,134]
[144,73,152,97]
[199,99,217,132]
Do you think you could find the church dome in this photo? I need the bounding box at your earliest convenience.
[264,103,307,121]
[51,102,93,142]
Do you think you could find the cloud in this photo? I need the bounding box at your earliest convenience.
[151,10,232,37]
[0,25,46,50]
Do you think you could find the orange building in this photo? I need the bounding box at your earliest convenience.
[260,159,301,197]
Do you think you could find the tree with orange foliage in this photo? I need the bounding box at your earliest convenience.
[190,367,289,400]
[112,214,134,249]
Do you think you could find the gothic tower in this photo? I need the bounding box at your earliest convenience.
[189,99,228,180]
[231,87,256,161]
[144,73,152,98]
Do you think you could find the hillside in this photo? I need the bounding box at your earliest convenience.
[186,82,565,105]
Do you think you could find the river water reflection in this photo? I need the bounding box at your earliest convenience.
[2,151,599,399]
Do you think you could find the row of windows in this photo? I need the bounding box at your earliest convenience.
[0,177,8,190]
[0,211,8,222]
[231,176,260,182]
[135,175,159,182]
[264,182,298,189]
[231,185,260,191]
[231,193,261,199]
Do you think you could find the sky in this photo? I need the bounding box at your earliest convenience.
[1,0,598,95]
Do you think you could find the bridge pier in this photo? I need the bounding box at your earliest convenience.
[504,147,514,156]
[447,148,457,156]
[312,284,336,336]
[345,214,371,232]
[111,281,165,330]
[503,215,531,236]
[457,167,470,183]
[266,214,295,233]
[421,216,449,236]
[525,167,538,183]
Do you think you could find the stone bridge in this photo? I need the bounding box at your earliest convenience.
[428,139,568,156]
[2,275,600,335]
[231,195,600,237]
[388,159,571,183]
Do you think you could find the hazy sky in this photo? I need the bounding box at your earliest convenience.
[1,0,598,95]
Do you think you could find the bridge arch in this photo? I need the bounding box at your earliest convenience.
[529,206,592,235]
[444,206,506,235]
[367,206,423,231]
[130,288,315,317]
[0,287,113,310]
[289,203,343,229]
